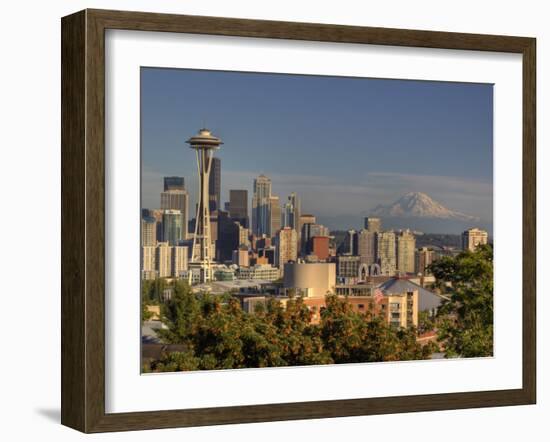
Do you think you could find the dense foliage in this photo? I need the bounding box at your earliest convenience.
[143,283,431,372]
[429,244,494,358]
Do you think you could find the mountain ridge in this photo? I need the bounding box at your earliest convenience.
[370,192,479,222]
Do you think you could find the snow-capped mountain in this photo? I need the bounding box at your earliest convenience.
[371,192,479,221]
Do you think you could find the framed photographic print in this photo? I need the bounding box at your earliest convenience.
[61,9,536,433]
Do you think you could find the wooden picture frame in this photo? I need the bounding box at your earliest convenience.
[61,8,536,433]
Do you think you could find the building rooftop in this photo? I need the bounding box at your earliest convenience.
[193,279,274,294]
[378,277,448,311]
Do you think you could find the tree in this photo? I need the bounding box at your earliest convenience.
[266,296,333,366]
[148,282,432,372]
[429,244,493,358]
[141,279,164,323]
[417,310,436,335]
[320,294,430,363]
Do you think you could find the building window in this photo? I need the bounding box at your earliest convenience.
[390,302,401,312]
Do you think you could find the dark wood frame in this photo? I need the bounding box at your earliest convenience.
[61,8,536,433]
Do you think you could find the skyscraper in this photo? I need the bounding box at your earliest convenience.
[171,246,189,277]
[163,176,185,191]
[251,175,272,237]
[232,248,250,267]
[217,210,240,262]
[282,192,301,252]
[141,216,157,247]
[377,231,396,275]
[344,229,358,255]
[276,227,298,268]
[160,188,189,240]
[208,157,221,212]
[162,210,184,246]
[299,214,316,255]
[269,195,281,237]
[462,228,488,251]
[415,247,435,275]
[141,246,157,279]
[237,224,249,248]
[229,189,249,227]
[397,229,416,273]
[311,236,330,261]
[282,192,300,230]
[155,242,172,278]
[357,229,376,265]
[364,217,382,233]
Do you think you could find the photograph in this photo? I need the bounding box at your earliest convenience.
[139,67,494,373]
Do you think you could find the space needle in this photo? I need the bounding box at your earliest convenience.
[186,128,223,284]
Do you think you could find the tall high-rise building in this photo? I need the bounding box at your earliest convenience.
[377,231,396,275]
[161,189,189,240]
[462,228,488,251]
[308,223,329,252]
[163,176,185,191]
[343,229,358,255]
[415,247,435,275]
[217,210,240,262]
[141,246,157,279]
[162,210,184,246]
[232,248,250,267]
[251,175,272,237]
[336,255,361,278]
[311,224,329,238]
[364,217,382,233]
[282,192,300,230]
[300,218,329,256]
[311,236,330,261]
[237,224,249,248]
[141,243,188,280]
[171,246,189,277]
[143,209,164,244]
[186,128,223,283]
[357,229,376,265]
[299,214,316,254]
[276,227,298,268]
[397,229,416,273]
[228,189,249,227]
[208,157,221,212]
[155,242,172,278]
[269,196,281,237]
[141,216,157,247]
[283,192,301,252]
[299,214,316,226]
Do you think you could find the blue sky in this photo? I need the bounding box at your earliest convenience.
[141,67,493,230]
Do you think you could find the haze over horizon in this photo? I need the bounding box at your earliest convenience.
[141,67,493,233]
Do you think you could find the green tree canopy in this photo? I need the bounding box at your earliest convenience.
[429,244,493,358]
[145,281,432,372]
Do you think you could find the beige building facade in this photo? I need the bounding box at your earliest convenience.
[462,228,488,251]
[276,227,298,268]
[377,231,396,275]
[283,262,336,298]
[397,229,416,273]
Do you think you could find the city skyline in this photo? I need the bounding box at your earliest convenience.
[141,67,493,230]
